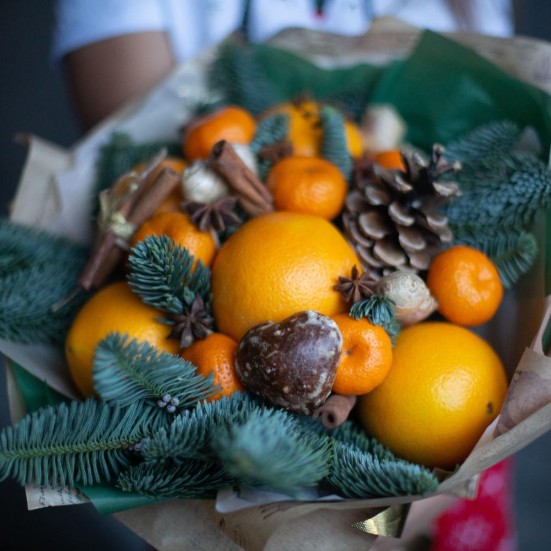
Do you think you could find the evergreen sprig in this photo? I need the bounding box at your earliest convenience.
[320,105,352,178]
[127,234,211,314]
[117,459,231,499]
[93,333,217,412]
[0,400,157,488]
[349,295,399,340]
[327,441,439,499]
[249,113,290,179]
[452,230,539,289]
[213,407,332,496]
[0,218,89,344]
[328,421,397,461]
[141,394,260,463]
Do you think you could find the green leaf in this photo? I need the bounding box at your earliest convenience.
[327,441,439,499]
[127,234,211,314]
[213,407,332,496]
[0,400,158,488]
[93,333,217,411]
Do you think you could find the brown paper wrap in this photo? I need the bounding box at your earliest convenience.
[4,18,551,551]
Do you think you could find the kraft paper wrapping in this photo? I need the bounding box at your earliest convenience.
[4,18,551,551]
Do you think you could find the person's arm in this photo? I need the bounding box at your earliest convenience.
[63,31,176,130]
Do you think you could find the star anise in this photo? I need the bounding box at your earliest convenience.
[167,295,214,349]
[182,196,241,233]
[333,265,377,305]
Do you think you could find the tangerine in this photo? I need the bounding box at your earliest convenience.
[427,245,503,326]
[131,211,217,268]
[181,333,243,401]
[373,149,405,171]
[264,99,364,159]
[211,211,359,341]
[65,281,179,397]
[266,156,347,220]
[330,314,393,395]
[358,322,508,470]
[182,105,256,162]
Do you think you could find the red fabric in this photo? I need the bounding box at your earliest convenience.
[431,460,517,551]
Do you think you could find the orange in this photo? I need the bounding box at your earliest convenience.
[264,99,364,160]
[266,156,347,220]
[330,314,393,395]
[132,157,186,215]
[358,322,508,470]
[181,333,243,401]
[373,149,405,171]
[65,281,179,397]
[426,245,503,326]
[182,105,256,162]
[211,211,360,341]
[131,211,217,268]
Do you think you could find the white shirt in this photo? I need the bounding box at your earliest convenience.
[52,0,514,64]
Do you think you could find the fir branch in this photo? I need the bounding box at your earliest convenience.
[319,105,352,178]
[444,120,522,163]
[452,230,538,289]
[117,458,231,499]
[0,219,89,345]
[93,333,217,412]
[0,400,158,488]
[141,394,260,463]
[327,441,439,499]
[249,113,290,180]
[349,295,399,340]
[127,234,211,314]
[328,421,397,461]
[95,132,180,196]
[213,408,332,496]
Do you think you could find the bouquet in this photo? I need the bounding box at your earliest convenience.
[2,20,551,550]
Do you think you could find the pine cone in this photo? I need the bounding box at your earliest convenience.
[343,145,461,279]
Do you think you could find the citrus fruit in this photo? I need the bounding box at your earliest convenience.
[211,211,360,341]
[266,156,347,220]
[427,245,503,326]
[358,322,508,470]
[65,281,179,397]
[331,314,393,395]
[132,157,186,215]
[264,99,364,159]
[131,211,217,268]
[181,332,243,401]
[373,149,405,171]
[182,105,256,162]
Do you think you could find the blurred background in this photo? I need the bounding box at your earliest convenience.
[1,1,551,549]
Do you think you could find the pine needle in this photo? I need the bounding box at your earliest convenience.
[213,407,332,496]
[327,441,439,499]
[117,459,231,499]
[127,234,211,314]
[0,400,157,488]
[349,295,399,341]
[320,105,353,178]
[93,333,217,412]
[249,113,290,179]
[0,218,89,344]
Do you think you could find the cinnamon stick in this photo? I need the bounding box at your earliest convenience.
[312,394,358,429]
[209,140,274,216]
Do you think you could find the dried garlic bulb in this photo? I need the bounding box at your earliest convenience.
[376,271,438,326]
[182,144,258,203]
[360,104,406,153]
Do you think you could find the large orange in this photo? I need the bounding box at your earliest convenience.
[182,105,256,162]
[181,333,243,401]
[264,99,364,159]
[266,156,347,220]
[131,211,217,268]
[211,212,360,341]
[427,245,503,326]
[331,314,392,395]
[358,322,508,470]
[65,281,179,397]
